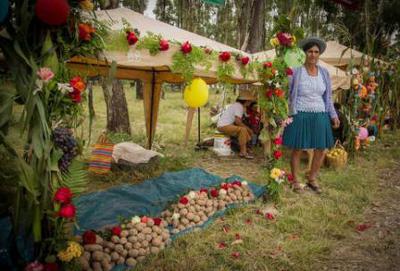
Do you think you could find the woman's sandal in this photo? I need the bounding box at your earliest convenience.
[239,153,254,159]
[306,180,322,194]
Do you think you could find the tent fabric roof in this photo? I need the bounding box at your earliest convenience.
[252,49,351,90]
[320,41,365,67]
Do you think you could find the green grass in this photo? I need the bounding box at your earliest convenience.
[5,84,400,270]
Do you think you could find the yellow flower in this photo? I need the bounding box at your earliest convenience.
[270,37,280,47]
[270,168,282,180]
[79,0,94,11]
[57,241,83,262]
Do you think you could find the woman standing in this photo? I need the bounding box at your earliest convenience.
[283,37,340,193]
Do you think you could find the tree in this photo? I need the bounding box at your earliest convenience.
[123,0,148,12]
[245,0,266,53]
[154,0,176,25]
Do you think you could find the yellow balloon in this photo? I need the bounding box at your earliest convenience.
[183,78,209,108]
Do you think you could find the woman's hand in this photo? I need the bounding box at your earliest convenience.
[332,118,340,129]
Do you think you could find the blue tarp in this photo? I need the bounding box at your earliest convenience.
[74,168,265,234]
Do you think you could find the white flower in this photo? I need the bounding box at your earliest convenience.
[188,191,197,199]
[219,189,227,196]
[275,178,284,184]
[172,213,180,220]
[351,68,359,75]
[267,80,273,85]
[57,83,73,94]
[131,216,141,224]
[275,82,281,88]
[275,70,279,76]
[241,181,248,186]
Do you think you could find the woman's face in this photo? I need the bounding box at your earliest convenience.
[305,45,320,65]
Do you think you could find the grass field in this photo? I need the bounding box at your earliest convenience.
[5,84,400,270]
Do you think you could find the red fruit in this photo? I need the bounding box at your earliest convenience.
[179,196,189,205]
[286,67,293,76]
[219,51,231,62]
[199,188,208,194]
[111,226,122,236]
[153,217,162,226]
[53,187,72,204]
[43,262,58,271]
[273,150,282,160]
[240,56,250,65]
[127,32,138,45]
[35,0,70,26]
[141,216,149,223]
[263,61,273,68]
[232,180,242,187]
[265,212,275,220]
[59,204,76,219]
[181,41,192,54]
[210,189,219,198]
[159,39,169,51]
[220,183,229,190]
[82,230,97,245]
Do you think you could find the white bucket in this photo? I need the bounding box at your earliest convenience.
[213,137,231,156]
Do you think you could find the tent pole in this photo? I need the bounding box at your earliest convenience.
[197,107,201,144]
[184,107,196,146]
[149,69,156,149]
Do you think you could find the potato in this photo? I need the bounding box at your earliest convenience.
[197,199,206,206]
[161,231,170,241]
[189,206,196,213]
[114,244,124,254]
[83,251,91,260]
[145,234,153,242]
[119,237,127,245]
[78,256,90,271]
[128,229,138,236]
[92,251,104,261]
[120,230,129,238]
[135,223,145,231]
[129,248,139,258]
[189,222,195,227]
[125,223,133,229]
[116,256,125,265]
[110,251,119,261]
[181,218,189,225]
[147,219,155,227]
[128,236,138,243]
[110,236,120,244]
[102,262,113,271]
[104,241,115,250]
[179,208,188,216]
[152,226,162,234]
[230,195,237,201]
[138,248,147,256]
[186,212,195,220]
[137,233,145,242]
[84,244,103,252]
[150,246,160,254]
[137,256,146,262]
[95,235,103,245]
[151,232,158,239]
[193,215,200,223]
[133,242,141,249]
[152,236,163,247]
[126,257,137,267]
[200,214,208,222]
[104,253,111,262]
[121,249,128,257]
[142,240,149,247]
[172,220,179,228]
[177,224,185,231]
[92,261,102,271]
[177,203,186,209]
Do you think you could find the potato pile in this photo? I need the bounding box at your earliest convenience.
[161,180,254,234]
[79,217,170,270]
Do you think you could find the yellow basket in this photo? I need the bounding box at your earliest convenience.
[326,141,348,169]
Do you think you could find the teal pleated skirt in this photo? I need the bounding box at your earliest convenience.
[283,112,334,149]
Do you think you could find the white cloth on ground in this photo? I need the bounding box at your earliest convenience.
[112,142,163,164]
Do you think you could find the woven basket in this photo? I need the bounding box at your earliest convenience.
[326,141,348,169]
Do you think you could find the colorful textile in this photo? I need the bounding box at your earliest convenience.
[88,143,114,174]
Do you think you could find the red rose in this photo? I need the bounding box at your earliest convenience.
[265,212,275,220]
[265,89,274,98]
[240,56,250,65]
[43,262,58,271]
[181,41,192,54]
[273,150,282,160]
[273,136,283,145]
[199,188,208,194]
[59,204,76,219]
[70,76,86,92]
[179,196,189,205]
[263,61,272,68]
[78,23,95,41]
[126,31,138,45]
[286,67,293,76]
[53,187,72,204]
[287,173,294,183]
[82,230,97,245]
[219,51,231,62]
[153,217,162,226]
[274,89,285,98]
[69,88,82,103]
[159,39,169,51]
[210,188,219,198]
[276,32,292,46]
[111,226,122,236]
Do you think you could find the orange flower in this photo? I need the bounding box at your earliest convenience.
[78,23,95,41]
[70,76,86,92]
[274,88,285,98]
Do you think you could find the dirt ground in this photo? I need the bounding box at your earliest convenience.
[317,160,400,271]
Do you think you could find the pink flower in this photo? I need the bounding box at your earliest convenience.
[59,204,76,219]
[37,67,54,82]
[53,187,73,204]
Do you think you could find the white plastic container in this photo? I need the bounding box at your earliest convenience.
[213,136,232,156]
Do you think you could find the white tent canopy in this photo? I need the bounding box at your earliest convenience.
[252,49,351,90]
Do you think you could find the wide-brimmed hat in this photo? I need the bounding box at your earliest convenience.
[298,37,327,54]
[237,90,256,101]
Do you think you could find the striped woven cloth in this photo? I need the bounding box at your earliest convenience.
[88,143,114,174]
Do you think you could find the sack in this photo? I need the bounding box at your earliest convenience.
[88,133,114,174]
[326,141,348,169]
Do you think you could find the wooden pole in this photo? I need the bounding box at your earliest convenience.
[184,107,196,146]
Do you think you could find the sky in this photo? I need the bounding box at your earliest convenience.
[144,0,157,18]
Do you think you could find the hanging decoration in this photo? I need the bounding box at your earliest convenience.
[35,0,70,26]
[283,47,305,68]
[183,78,209,108]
